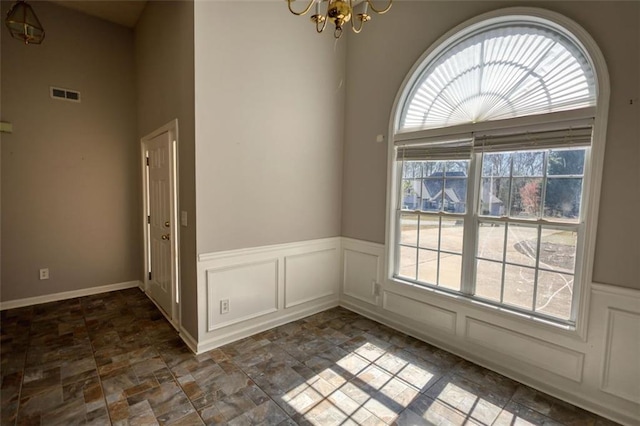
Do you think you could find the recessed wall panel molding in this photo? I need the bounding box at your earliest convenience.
[342,238,384,306]
[197,237,341,343]
[601,308,640,403]
[465,318,585,382]
[383,291,457,334]
[284,248,339,308]
[206,259,279,332]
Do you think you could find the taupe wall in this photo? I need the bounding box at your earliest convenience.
[193,1,346,254]
[135,0,197,336]
[342,1,640,289]
[1,1,139,301]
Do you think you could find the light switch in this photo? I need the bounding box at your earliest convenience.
[181,211,188,227]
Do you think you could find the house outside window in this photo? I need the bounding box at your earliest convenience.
[389,9,608,326]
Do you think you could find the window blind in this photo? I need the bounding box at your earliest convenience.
[399,24,596,133]
[396,138,472,161]
[473,125,593,152]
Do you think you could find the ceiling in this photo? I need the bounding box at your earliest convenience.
[49,0,148,28]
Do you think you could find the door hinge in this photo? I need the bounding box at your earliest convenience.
[147,215,151,224]
[148,271,152,280]
[146,157,149,166]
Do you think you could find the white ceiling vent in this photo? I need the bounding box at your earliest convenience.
[50,86,81,103]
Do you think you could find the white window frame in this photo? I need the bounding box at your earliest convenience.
[385,7,610,338]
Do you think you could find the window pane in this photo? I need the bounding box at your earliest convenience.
[401,179,421,210]
[403,161,421,178]
[422,178,443,211]
[539,228,577,273]
[444,178,467,213]
[543,177,582,220]
[536,271,573,320]
[548,149,585,176]
[423,161,444,177]
[418,216,439,250]
[475,260,502,302]
[398,246,417,280]
[400,213,419,246]
[477,223,505,261]
[417,249,438,285]
[512,151,544,176]
[445,160,469,176]
[506,224,538,267]
[480,177,509,216]
[510,177,543,218]
[482,153,512,177]
[439,254,462,291]
[440,218,464,253]
[503,265,535,310]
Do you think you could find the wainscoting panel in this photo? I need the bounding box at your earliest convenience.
[601,308,640,403]
[197,237,341,353]
[340,238,640,425]
[465,317,584,382]
[284,248,339,308]
[586,283,640,411]
[383,291,457,334]
[342,238,384,306]
[206,259,279,331]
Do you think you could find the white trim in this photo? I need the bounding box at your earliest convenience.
[385,7,610,338]
[197,237,341,351]
[195,299,339,354]
[198,237,341,263]
[394,108,596,143]
[141,119,181,328]
[341,237,640,425]
[339,296,636,426]
[0,281,142,310]
[591,283,640,298]
[179,326,199,354]
[206,259,280,331]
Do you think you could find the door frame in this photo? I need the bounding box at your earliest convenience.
[141,119,180,329]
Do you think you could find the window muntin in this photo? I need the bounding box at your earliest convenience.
[398,159,470,291]
[399,24,596,133]
[396,147,586,322]
[480,148,586,222]
[391,14,599,325]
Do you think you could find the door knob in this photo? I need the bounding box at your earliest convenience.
[162,234,170,240]
[164,221,170,228]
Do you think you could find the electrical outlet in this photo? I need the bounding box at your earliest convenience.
[220,299,230,314]
[39,268,49,280]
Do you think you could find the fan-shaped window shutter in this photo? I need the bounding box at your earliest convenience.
[398,23,597,133]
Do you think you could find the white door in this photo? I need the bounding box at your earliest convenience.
[146,131,174,317]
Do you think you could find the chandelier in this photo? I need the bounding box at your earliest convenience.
[4,0,45,44]
[287,0,392,39]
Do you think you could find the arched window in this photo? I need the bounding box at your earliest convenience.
[389,9,608,325]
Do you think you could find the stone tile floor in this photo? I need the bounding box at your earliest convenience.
[0,288,621,425]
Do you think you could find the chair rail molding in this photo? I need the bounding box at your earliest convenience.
[196,237,341,354]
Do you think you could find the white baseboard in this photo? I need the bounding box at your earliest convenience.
[0,280,143,311]
[197,237,341,353]
[180,326,199,354]
[195,299,339,354]
[338,237,640,426]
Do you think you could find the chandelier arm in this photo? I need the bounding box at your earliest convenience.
[316,14,328,33]
[287,0,316,16]
[350,14,365,34]
[365,0,392,15]
[351,19,364,34]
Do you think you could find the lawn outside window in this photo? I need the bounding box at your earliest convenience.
[388,9,607,327]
